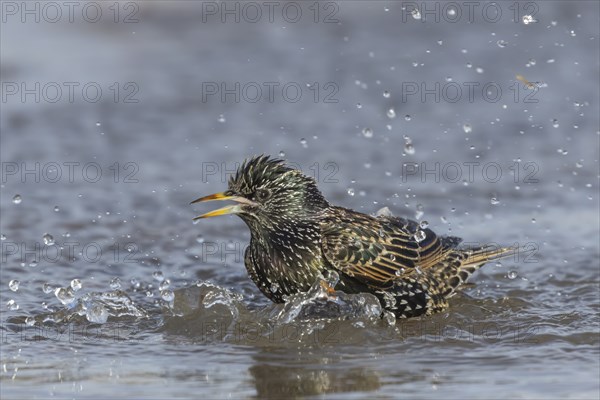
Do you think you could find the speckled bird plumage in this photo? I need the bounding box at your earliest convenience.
[192,155,513,319]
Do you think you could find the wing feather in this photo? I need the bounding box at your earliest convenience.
[321,207,460,287]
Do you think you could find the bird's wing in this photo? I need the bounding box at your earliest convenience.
[321,207,457,287]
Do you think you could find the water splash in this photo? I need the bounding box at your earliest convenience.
[32,290,148,325]
[274,272,382,323]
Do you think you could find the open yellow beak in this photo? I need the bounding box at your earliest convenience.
[190,192,254,220]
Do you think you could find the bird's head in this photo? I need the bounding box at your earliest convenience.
[191,155,329,231]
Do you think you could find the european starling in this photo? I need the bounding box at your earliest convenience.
[191,155,513,319]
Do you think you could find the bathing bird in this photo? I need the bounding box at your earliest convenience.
[191,155,513,318]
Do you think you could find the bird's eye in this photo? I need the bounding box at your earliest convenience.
[255,188,271,201]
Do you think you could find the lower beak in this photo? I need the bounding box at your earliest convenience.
[190,192,253,220]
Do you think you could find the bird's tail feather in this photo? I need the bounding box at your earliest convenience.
[438,244,516,297]
[376,245,516,318]
[462,244,516,268]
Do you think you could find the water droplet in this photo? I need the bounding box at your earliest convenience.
[415,203,424,220]
[411,8,421,19]
[25,316,35,326]
[383,90,391,98]
[414,230,426,243]
[531,218,536,224]
[347,188,355,196]
[85,304,109,323]
[491,197,500,205]
[152,271,165,282]
[70,279,82,291]
[196,235,205,244]
[110,277,122,290]
[95,122,101,127]
[159,279,170,291]
[53,206,60,212]
[42,283,54,294]
[352,320,365,328]
[552,119,559,128]
[300,138,308,148]
[557,148,568,155]
[6,299,19,310]
[386,108,396,119]
[356,103,362,109]
[43,233,55,246]
[362,127,373,138]
[217,114,226,123]
[383,311,396,325]
[508,270,518,279]
[437,40,443,45]
[375,207,393,217]
[12,195,22,204]
[404,115,412,121]
[324,270,339,288]
[54,287,75,305]
[522,15,535,25]
[128,278,139,290]
[404,136,415,154]
[463,124,472,133]
[476,67,484,74]
[497,40,508,48]
[419,220,429,229]
[0,234,6,241]
[161,290,174,302]
[9,280,20,292]
[278,150,286,157]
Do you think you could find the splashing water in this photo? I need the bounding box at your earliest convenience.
[274,272,383,324]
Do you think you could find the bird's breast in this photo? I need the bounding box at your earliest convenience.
[245,237,324,302]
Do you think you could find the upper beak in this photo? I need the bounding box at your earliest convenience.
[190,192,255,220]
